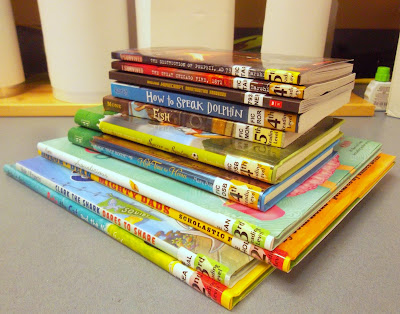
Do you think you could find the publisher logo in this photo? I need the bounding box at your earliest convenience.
[269,100,282,108]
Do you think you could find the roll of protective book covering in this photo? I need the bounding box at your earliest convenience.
[37,0,129,103]
[135,0,235,50]
[261,0,333,57]
[0,0,25,98]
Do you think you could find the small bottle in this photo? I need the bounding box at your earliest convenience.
[364,66,392,111]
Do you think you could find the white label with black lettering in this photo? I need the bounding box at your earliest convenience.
[232,65,251,77]
[244,92,265,106]
[177,247,197,268]
[248,107,265,126]
[233,77,253,91]
[234,123,254,141]
[213,178,233,199]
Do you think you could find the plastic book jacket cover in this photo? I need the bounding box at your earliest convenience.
[16,156,259,288]
[111,47,353,85]
[3,164,274,310]
[37,136,381,251]
[68,125,337,212]
[97,113,344,183]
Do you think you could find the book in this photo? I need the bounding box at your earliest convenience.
[111,61,356,100]
[3,164,274,310]
[110,81,352,133]
[15,156,259,288]
[68,125,337,211]
[111,47,353,85]
[37,136,382,250]
[102,97,304,148]
[85,112,344,184]
[108,70,355,113]
[40,150,395,271]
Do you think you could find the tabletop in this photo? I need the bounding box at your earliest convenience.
[0,113,399,313]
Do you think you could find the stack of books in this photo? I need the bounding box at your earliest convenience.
[4,48,395,310]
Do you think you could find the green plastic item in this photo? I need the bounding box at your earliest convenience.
[375,66,391,82]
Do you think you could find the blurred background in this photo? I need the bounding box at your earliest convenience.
[11,0,400,80]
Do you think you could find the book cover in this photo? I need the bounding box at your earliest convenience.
[39,150,394,272]
[279,153,395,271]
[110,81,352,133]
[37,136,382,250]
[111,61,356,100]
[15,156,260,288]
[111,47,353,85]
[109,70,355,113]
[3,164,274,310]
[94,113,343,184]
[102,97,303,148]
[68,125,337,211]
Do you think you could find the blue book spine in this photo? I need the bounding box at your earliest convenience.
[91,139,217,193]
[111,82,267,127]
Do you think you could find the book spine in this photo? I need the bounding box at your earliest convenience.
[3,164,229,307]
[103,95,286,148]
[74,108,102,131]
[110,82,299,132]
[37,143,275,250]
[109,70,302,112]
[37,154,290,271]
[15,161,234,287]
[112,51,301,83]
[112,61,306,99]
[68,126,265,210]
[98,118,275,183]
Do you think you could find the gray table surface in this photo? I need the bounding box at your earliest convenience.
[1,113,399,313]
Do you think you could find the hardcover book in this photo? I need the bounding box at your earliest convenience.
[110,81,352,133]
[68,125,337,211]
[3,164,274,310]
[78,109,344,184]
[39,150,395,271]
[111,61,356,100]
[15,156,259,288]
[111,47,353,85]
[102,97,304,148]
[36,136,382,251]
[108,70,355,113]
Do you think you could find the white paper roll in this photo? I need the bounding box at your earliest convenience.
[261,0,333,57]
[37,0,129,103]
[135,0,235,50]
[387,34,400,118]
[0,0,25,98]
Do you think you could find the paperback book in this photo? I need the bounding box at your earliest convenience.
[68,125,337,211]
[15,156,259,288]
[3,164,274,310]
[111,47,354,85]
[110,81,352,133]
[36,136,382,251]
[102,97,305,148]
[111,61,356,100]
[109,70,355,113]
